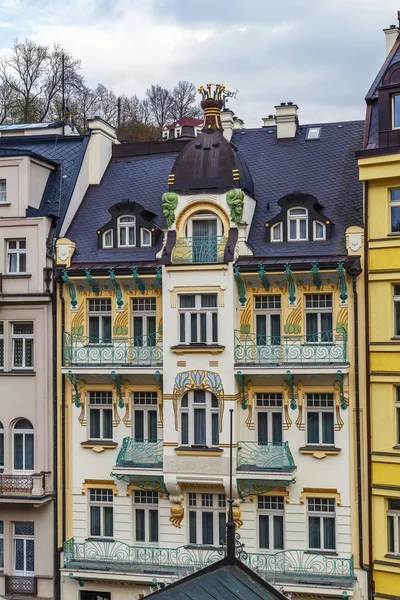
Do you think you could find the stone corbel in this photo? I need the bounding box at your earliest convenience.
[169,495,184,528]
[245,380,255,430]
[295,380,305,430]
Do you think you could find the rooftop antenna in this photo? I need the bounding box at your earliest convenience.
[222,87,239,110]
[61,54,65,136]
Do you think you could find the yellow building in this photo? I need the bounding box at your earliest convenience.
[358,21,400,600]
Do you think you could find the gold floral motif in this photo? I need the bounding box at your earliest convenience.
[71,301,85,335]
[232,505,243,529]
[169,503,184,528]
[172,371,224,431]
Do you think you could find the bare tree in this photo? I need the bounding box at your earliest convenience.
[145,84,172,128]
[169,80,202,121]
[0,81,18,123]
[92,83,118,125]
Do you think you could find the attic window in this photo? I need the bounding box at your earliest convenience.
[288,207,308,241]
[271,222,283,242]
[393,95,400,129]
[306,126,321,140]
[103,229,113,248]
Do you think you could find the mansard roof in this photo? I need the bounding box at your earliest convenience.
[66,119,363,266]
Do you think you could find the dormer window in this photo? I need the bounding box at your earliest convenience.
[102,229,113,248]
[288,207,308,241]
[118,216,136,247]
[141,228,152,247]
[271,222,283,242]
[0,181,6,204]
[313,221,326,241]
[175,127,181,138]
[306,126,321,140]
[393,94,400,129]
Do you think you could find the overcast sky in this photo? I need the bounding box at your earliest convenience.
[0,0,399,126]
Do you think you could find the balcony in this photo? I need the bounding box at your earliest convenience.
[63,332,163,368]
[5,576,37,596]
[116,438,163,469]
[0,474,33,494]
[63,539,354,588]
[234,328,348,368]
[172,235,227,264]
[237,441,295,473]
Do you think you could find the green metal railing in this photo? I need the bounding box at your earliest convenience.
[63,539,354,587]
[63,332,163,367]
[237,441,295,472]
[234,328,348,366]
[116,438,163,468]
[172,235,227,264]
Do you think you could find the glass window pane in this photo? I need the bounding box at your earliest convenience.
[289,219,296,240]
[218,512,226,546]
[103,409,113,440]
[25,339,33,367]
[212,312,218,343]
[388,515,395,553]
[395,301,400,336]
[120,227,126,246]
[13,339,23,367]
[307,412,319,444]
[181,413,188,445]
[0,538,3,570]
[211,413,219,446]
[133,317,143,342]
[202,512,213,545]
[180,313,186,343]
[147,317,156,346]
[274,515,284,549]
[321,313,333,339]
[194,409,206,445]
[397,407,400,445]
[129,226,135,246]
[14,433,23,470]
[189,511,197,544]
[180,295,196,308]
[134,410,144,441]
[15,538,25,571]
[90,506,101,536]
[148,411,157,442]
[258,412,268,444]
[394,96,400,128]
[306,313,318,342]
[89,317,100,343]
[25,433,34,470]
[391,205,400,233]
[26,539,34,572]
[270,314,281,345]
[8,253,17,273]
[272,412,283,443]
[103,506,113,537]
[309,516,321,548]
[256,315,267,345]
[259,515,269,549]
[300,219,307,239]
[135,509,145,542]
[200,313,207,343]
[90,409,100,439]
[103,317,112,343]
[322,412,334,445]
[149,510,159,542]
[323,516,336,550]
[190,314,197,343]
[19,253,26,273]
[0,433,3,467]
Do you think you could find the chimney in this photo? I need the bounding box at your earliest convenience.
[220,109,235,141]
[233,116,244,130]
[383,22,400,56]
[262,114,276,127]
[274,102,299,139]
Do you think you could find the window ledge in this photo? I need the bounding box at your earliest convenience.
[81,441,118,453]
[0,370,35,376]
[175,446,223,457]
[393,445,400,450]
[1,274,32,279]
[170,344,225,355]
[305,550,338,556]
[384,554,400,561]
[299,446,341,459]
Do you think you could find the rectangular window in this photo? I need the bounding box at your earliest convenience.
[305,294,333,342]
[188,493,226,546]
[89,392,113,440]
[132,392,158,442]
[387,498,400,555]
[258,496,284,550]
[306,394,334,446]
[88,299,112,344]
[0,180,6,204]
[81,593,111,600]
[255,296,281,346]
[394,285,400,336]
[134,491,158,544]
[7,240,26,274]
[89,489,113,538]
[14,522,34,575]
[0,521,3,570]
[0,423,3,469]
[179,294,218,345]
[308,498,336,551]
[393,94,400,129]
[256,393,283,444]
[132,298,156,346]
[0,322,3,369]
[390,189,400,233]
[12,323,33,369]
[396,388,400,446]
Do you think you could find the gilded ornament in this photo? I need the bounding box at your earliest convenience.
[169,503,184,528]
[232,505,243,529]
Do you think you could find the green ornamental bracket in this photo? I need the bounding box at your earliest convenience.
[111,473,169,496]
[234,266,247,306]
[311,262,322,290]
[131,268,146,294]
[67,371,81,407]
[336,370,347,410]
[286,370,297,410]
[85,269,99,295]
[235,371,247,410]
[237,479,294,500]
[337,262,348,303]
[111,371,124,409]
[156,266,162,287]
[258,264,270,292]
[108,269,123,309]
[226,189,245,224]
[162,192,179,229]
[284,264,296,305]
[62,269,78,309]
[155,370,163,393]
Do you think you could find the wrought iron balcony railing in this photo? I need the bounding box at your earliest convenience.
[172,235,227,264]
[63,332,163,367]
[5,576,37,596]
[116,438,163,468]
[0,474,33,494]
[234,328,348,366]
[237,441,296,472]
[63,539,354,587]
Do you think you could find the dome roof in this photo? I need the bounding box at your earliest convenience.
[168,84,254,197]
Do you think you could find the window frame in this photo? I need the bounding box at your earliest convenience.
[12,322,34,370]
[88,489,114,538]
[392,94,400,130]
[306,126,321,140]
[0,421,4,470]
[287,207,308,241]
[307,497,336,551]
[141,227,152,247]
[254,295,281,346]
[0,180,6,204]
[133,491,159,545]
[257,496,285,550]
[255,393,283,445]
[132,298,157,346]
[387,498,400,555]
[132,392,158,442]
[390,189,400,234]
[178,294,218,345]
[306,393,335,447]
[0,321,3,370]
[0,520,3,571]
[313,220,326,241]
[186,212,222,237]
[88,298,112,345]
[271,222,283,243]
[305,294,333,343]
[396,387,400,446]
[88,392,113,441]
[102,229,113,248]
[117,215,136,248]
[13,419,34,474]
[393,285,400,337]
[7,239,26,274]
[13,522,34,576]
[180,390,219,448]
[187,492,226,547]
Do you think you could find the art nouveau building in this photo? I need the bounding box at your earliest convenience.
[56,88,368,600]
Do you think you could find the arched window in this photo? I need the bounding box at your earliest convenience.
[180,390,219,447]
[186,212,223,263]
[313,221,326,241]
[0,421,3,469]
[118,216,136,247]
[271,222,283,242]
[288,207,308,241]
[13,419,34,472]
[141,228,152,247]
[102,229,113,248]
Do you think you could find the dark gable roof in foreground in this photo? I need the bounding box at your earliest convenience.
[145,557,288,600]
[67,120,363,266]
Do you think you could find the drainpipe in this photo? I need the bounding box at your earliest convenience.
[59,279,67,545]
[52,272,60,600]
